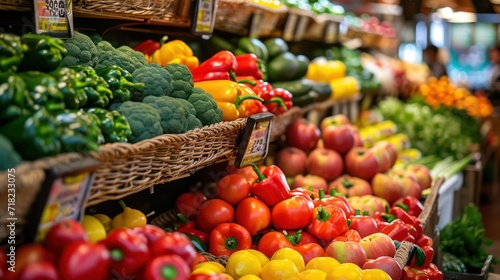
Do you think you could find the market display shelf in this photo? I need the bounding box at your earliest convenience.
[303,95,361,125]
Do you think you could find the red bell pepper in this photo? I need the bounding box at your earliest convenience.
[412,216,423,239]
[237,83,268,118]
[257,231,324,262]
[266,88,293,115]
[59,242,110,280]
[235,54,267,80]
[249,163,290,207]
[285,230,320,245]
[209,223,252,257]
[306,205,349,244]
[401,266,430,280]
[176,213,198,229]
[17,261,58,280]
[188,274,230,280]
[410,244,434,269]
[374,211,390,230]
[384,206,418,228]
[295,243,325,264]
[191,51,238,82]
[314,189,354,218]
[101,228,150,276]
[133,39,160,56]
[176,228,209,245]
[229,164,259,185]
[416,234,433,249]
[380,219,416,243]
[272,194,314,230]
[133,224,167,249]
[423,263,443,280]
[393,196,424,217]
[152,232,196,265]
[348,209,378,238]
[244,79,274,100]
[332,229,362,243]
[143,255,191,280]
[407,244,427,268]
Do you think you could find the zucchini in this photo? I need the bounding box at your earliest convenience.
[272,79,313,97]
[442,251,467,272]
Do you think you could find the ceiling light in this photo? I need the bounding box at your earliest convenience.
[437,7,454,19]
[448,11,477,23]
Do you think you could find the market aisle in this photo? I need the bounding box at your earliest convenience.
[480,182,500,273]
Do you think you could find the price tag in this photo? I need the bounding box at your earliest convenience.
[192,0,218,35]
[235,112,273,168]
[24,157,99,243]
[34,0,74,38]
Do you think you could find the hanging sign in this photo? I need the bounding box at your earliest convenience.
[192,0,218,35]
[34,0,74,38]
[235,112,273,168]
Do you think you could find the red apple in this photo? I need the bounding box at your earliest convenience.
[348,195,390,216]
[275,147,308,177]
[328,175,372,197]
[405,164,432,190]
[320,114,350,131]
[371,173,403,204]
[371,145,392,173]
[359,233,396,259]
[325,241,367,267]
[44,219,89,256]
[374,141,398,168]
[322,124,360,155]
[362,256,402,280]
[344,147,380,181]
[390,170,422,200]
[286,118,321,152]
[292,174,328,191]
[307,148,343,181]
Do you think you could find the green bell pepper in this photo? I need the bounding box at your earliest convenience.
[55,110,104,154]
[96,65,144,103]
[0,108,61,160]
[235,37,269,62]
[17,71,66,114]
[72,65,114,108]
[0,33,27,72]
[49,67,92,109]
[19,34,67,72]
[83,107,132,143]
[0,72,35,123]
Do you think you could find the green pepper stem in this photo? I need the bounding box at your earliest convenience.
[285,230,302,246]
[238,79,257,86]
[382,213,396,223]
[341,179,354,189]
[234,94,264,109]
[110,249,124,262]
[347,219,351,227]
[177,213,190,225]
[362,210,369,216]
[318,189,326,199]
[355,209,361,216]
[119,76,144,89]
[229,70,237,82]
[249,163,266,182]
[395,202,409,212]
[264,97,288,111]
[225,236,238,250]
[162,265,178,279]
[159,36,169,47]
[316,205,331,222]
[118,200,127,210]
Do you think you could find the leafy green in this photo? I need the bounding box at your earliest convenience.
[440,204,498,273]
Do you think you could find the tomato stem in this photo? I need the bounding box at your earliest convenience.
[285,230,302,246]
[225,236,238,250]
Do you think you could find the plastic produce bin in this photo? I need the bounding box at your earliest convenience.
[437,173,464,229]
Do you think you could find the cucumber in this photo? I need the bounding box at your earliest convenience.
[272,79,313,97]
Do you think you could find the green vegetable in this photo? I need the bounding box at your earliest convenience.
[271,78,314,97]
[83,108,132,143]
[96,65,144,103]
[96,41,115,55]
[142,96,188,134]
[440,204,499,273]
[113,101,163,143]
[0,108,61,160]
[71,65,114,108]
[18,71,66,114]
[263,38,289,60]
[95,46,147,74]
[164,63,194,99]
[19,34,67,72]
[0,134,22,171]
[131,64,172,101]
[291,87,331,107]
[236,38,269,62]
[86,32,103,46]
[0,33,27,72]
[430,155,472,179]
[442,251,467,273]
[183,233,207,252]
[296,54,310,79]
[55,110,104,153]
[267,52,303,82]
[60,32,98,68]
[49,67,91,109]
[0,72,34,123]
[177,98,203,131]
[187,87,223,126]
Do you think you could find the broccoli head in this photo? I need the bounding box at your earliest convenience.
[177,98,202,130]
[116,46,148,65]
[112,101,163,143]
[60,32,98,68]
[86,32,103,45]
[187,88,223,126]
[0,133,22,171]
[95,46,147,75]
[131,64,172,101]
[96,41,115,56]
[164,63,194,99]
[143,96,188,134]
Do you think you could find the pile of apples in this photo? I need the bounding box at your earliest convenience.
[275,114,432,206]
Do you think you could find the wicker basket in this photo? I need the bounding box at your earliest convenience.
[270,106,303,141]
[0,0,31,11]
[303,13,343,42]
[73,0,175,19]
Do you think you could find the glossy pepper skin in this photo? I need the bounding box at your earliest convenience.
[100,228,151,277]
[0,33,27,72]
[0,72,34,123]
[380,219,416,243]
[83,107,132,143]
[235,54,267,80]
[152,232,196,265]
[49,67,90,109]
[266,88,293,114]
[55,110,104,153]
[0,108,61,160]
[307,205,349,244]
[18,71,66,114]
[133,39,160,56]
[149,37,199,70]
[314,189,355,218]
[257,231,324,261]
[96,65,144,103]
[249,163,290,207]
[393,196,424,217]
[237,83,267,117]
[143,255,191,280]
[332,229,362,242]
[209,223,252,257]
[191,51,238,82]
[59,242,110,280]
[401,265,430,280]
[111,200,147,229]
[19,34,67,72]
[71,65,114,108]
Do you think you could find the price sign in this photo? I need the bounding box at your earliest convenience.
[235,112,273,168]
[24,157,99,243]
[192,0,218,35]
[33,0,74,38]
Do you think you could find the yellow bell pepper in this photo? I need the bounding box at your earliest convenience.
[110,200,147,229]
[194,80,263,121]
[150,36,199,70]
[306,60,346,82]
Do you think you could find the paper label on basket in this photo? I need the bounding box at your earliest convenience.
[235,112,273,168]
[33,0,74,38]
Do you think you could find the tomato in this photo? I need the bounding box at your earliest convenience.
[17,261,59,280]
[348,211,378,238]
[230,165,259,185]
[14,243,55,273]
[44,219,88,255]
[235,197,271,236]
[271,195,314,230]
[59,242,110,280]
[257,231,292,258]
[216,174,251,205]
[191,253,209,270]
[196,199,235,233]
[287,230,320,245]
[294,243,325,264]
[176,192,207,219]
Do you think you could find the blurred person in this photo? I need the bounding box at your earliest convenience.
[423,45,448,78]
[488,45,500,101]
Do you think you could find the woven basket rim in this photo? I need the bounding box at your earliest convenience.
[418,176,445,228]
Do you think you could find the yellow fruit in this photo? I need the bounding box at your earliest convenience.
[271,248,305,272]
[325,263,362,280]
[298,269,327,280]
[361,268,391,280]
[93,214,112,232]
[305,257,340,274]
[246,249,269,267]
[239,275,262,280]
[191,267,218,275]
[261,259,300,280]
[81,215,106,243]
[226,250,262,279]
[193,263,224,273]
[223,273,236,280]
